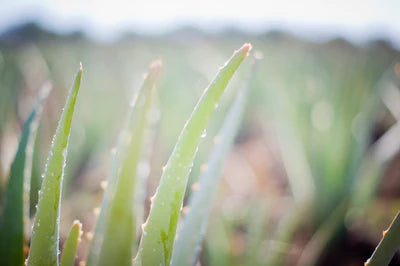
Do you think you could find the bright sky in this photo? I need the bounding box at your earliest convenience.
[1,0,399,46]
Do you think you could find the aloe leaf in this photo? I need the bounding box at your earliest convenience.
[171,80,248,266]
[25,83,52,227]
[297,200,347,266]
[245,201,269,266]
[60,220,82,266]
[86,61,161,266]
[275,126,314,203]
[85,108,134,264]
[365,211,400,266]
[97,61,162,266]
[205,216,230,266]
[265,203,308,266]
[27,63,82,266]
[134,43,251,266]
[0,84,51,266]
[134,92,160,233]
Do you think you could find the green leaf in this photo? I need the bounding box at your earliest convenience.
[97,61,162,266]
[204,216,230,266]
[134,43,251,266]
[60,220,82,266]
[365,211,400,266]
[245,201,269,266]
[0,84,51,266]
[297,200,347,266]
[27,63,82,266]
[171,81,248,266]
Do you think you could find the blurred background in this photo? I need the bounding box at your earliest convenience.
[0,0,400,265]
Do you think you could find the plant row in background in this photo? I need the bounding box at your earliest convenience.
[1,41,400,266]
[261,61,400,266]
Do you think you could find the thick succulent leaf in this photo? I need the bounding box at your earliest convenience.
[297,200,347,266]
[134,43,251,266]
[97,61,162,266]
[60,220,82,266]
[27,64,82,266]
[245,201,269,266]
[365,211,400,266]
[171,83,248,266]
[0,84,51,266]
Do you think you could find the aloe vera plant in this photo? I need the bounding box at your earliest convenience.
[96,61,162,266]
[134,43,251,266]
[171,75,249,266]
[27,63,82,266]
[60,220,82,266]
[0,84,51,266]
[2,36,399,266]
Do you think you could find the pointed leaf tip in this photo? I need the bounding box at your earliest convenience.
[135,43,250,266]
[88,61,161,266]
[72,220,83,236]
[147,60,163,83]
[150,60,163,72]
[60,220,83,266]
[27,66,82,266]
[238,43,252,56]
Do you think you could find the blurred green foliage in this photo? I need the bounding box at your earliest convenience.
[0,25,399,265]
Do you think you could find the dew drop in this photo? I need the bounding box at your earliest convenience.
[100,180,108,190]
[191,183,200,191]
[182,206,190,215]
[137,161,150,177]
[201,129,207,138]
[93,207,100,216]
[85,232,93,241]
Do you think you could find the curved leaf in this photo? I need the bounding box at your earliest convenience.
[0,83,51,266]
[171,82,248,266]
[134,43,251,266]
[60,220,82,266]
[366,211,400,266]
[97,61,162,266]
[27,63,82,266]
